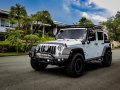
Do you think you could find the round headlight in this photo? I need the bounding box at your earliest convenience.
[58,45,62,51]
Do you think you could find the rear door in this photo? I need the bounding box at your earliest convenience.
[96,31,105,57]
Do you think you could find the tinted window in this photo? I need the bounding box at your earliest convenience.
[57,29,86,39]
[104,34,108,40]
[98,32,103,40]
[90,33,96,41]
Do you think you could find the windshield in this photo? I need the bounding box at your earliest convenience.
[57,28,86,39]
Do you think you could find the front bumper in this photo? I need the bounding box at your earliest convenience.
[29,52,69,64]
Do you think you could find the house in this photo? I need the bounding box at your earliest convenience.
[0,8,66,38]
[0,9,10,32]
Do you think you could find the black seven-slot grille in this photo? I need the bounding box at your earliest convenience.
[39,45,56,54]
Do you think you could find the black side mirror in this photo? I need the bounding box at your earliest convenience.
[88,30,95,41]
[88,30,94,36]
[88,36,95,41]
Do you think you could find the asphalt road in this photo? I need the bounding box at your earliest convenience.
[0,49,120,90]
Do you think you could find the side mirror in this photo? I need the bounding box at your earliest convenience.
[88,30,95,41]
[88,30,94,36]
[88,36,95,41]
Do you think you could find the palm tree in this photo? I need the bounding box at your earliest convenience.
[9,3,27,29]
[31,10,54,37]
[21,16,32,35]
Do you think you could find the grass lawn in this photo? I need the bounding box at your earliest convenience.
[0,52,29,57]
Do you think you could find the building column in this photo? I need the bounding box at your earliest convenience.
[42,26,45,38]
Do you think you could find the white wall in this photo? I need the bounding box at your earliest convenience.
[0,18,15,32]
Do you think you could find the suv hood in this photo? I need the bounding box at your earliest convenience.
[41,39,82,46]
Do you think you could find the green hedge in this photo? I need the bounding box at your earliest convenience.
[0,36,55,53]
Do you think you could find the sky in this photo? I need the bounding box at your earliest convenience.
[0,0,120,25]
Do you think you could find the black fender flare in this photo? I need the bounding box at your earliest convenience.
[102,46,112,57]
[62,48,85,60]
[29,46,36,57]
[30,46,36,52]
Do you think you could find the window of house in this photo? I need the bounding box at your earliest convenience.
[1,19,5,27]
[1,19,10,27]
[5,20,9,27]
[97,32,103,40]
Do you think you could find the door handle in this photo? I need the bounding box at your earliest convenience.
[95,43,98,45]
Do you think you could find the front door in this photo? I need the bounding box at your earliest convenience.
[84,32,99,59]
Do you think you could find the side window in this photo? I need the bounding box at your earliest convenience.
[104,34,108,40]
[91,33,96,41]
[88,32,96,41]
[97,32,103,40]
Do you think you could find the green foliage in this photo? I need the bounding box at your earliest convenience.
[5,30,23,53]
[40,36,55,42]
[100,11,120,41]
[32,10,53,24]
[79,17,94,26]
[31,10,54,34]
[24,34,40,52]
[20,16,32,34]
[24,34,39,43]
[0,40,10,46]
[9,3,27,29]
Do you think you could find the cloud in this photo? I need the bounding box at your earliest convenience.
[82,12,90,19]
[90,0,120,15]
[63,0,107,14]
[82,12,107,22]
[91,14,107,21]
[63,0,110,24]
[63,4,70,12]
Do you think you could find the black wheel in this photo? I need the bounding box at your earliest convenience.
[30,58,48,71]
[102,50,112,67]
[66,53,84,77]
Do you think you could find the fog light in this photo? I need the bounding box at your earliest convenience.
[58,59,61,61]
[62,59,64,61]
[47,59,50,62]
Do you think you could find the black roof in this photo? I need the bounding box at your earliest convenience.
[58,25,103,30]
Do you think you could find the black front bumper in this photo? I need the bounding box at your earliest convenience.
[29,52,68,64]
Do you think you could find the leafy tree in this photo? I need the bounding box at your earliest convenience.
[100,11,120,41]
[24,34,39,51]
[21,16,32,35]
[6,30,23,53]
[31,10,54,37]
[24,34,39,43]
[79,17,93,26]
[9,3,27,29]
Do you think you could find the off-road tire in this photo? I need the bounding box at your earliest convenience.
[102,50,112,67]
[30,58,48,71]
[66,53,84,77]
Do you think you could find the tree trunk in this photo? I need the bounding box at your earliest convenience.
[42,26,45,38]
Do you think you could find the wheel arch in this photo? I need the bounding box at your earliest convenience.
[30,46,36,52]
[69,48,85,60]
[102,46,112,57]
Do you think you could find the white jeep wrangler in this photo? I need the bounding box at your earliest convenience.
[29,25,112,77]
